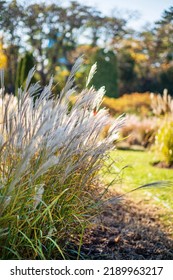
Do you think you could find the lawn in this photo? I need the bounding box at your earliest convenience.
[103,149,173,211]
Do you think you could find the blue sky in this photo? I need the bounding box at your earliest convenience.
[75,0,173,30]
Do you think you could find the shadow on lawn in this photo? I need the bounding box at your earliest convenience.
[77,196,173,260]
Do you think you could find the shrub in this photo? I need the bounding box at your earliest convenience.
[15,52,35,92]
[119,114,158,148]
[88,48,118,98]
[70,46,118,97]
[103,92,151,116]
[0,59,124,259]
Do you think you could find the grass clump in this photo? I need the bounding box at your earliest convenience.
[151,90,173,166]
[155,119,173,166]
[150,89,173,117]
[0,59,124,259]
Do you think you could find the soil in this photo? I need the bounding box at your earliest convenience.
[152,161,173,169]
[74,193,173,260]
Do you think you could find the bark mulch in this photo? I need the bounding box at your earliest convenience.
[78,194,173,260]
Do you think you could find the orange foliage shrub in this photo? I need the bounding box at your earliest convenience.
[102,92,152,116]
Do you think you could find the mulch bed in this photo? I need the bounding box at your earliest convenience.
[78,195,173,260]
[152,161,173,169]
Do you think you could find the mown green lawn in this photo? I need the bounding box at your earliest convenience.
[103,149,173,211]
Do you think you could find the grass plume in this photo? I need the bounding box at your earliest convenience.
[0,59,123,259]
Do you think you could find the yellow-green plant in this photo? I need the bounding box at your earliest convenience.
[155,118,173,165]
[151,89,173,165]
[0,59,124,259]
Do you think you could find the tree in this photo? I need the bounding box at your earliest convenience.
[0,41,7,69]
[0,0,24,92]
[118,47,137,94]
[23,2,50,85]
[86,7,128,47]
[152,6,173,94]
[89,48,118,98]
[23,1,90,85]
[47,1,89,70]
[15,52,35,92]
[85,7,105,46]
